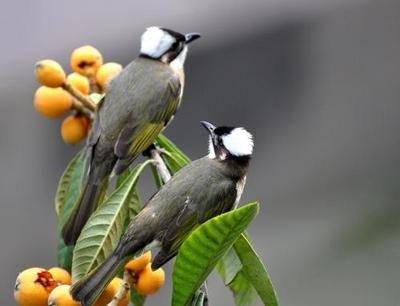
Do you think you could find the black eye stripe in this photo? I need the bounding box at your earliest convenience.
[214,126,234,136]
[171,41,179,50]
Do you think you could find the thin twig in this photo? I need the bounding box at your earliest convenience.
[107,270,132,306]
[149,147,171,183]
[62,83,96,111]
[71,99,92,117]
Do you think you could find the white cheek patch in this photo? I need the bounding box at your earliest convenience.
[222,128,254,156]
[208,136,216,159]
[140,27,174,58]
[170,45,188,69]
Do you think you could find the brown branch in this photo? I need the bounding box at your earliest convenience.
[62,83,96,111]
[71,99,92,117]
[107,270,132,306]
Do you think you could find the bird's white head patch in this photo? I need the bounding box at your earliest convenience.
[140,27,175,58]
[221,127,254,157]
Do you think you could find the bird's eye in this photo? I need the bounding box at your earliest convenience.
[171,41,180,51]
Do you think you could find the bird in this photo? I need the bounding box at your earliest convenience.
[62,27,201,245]
[70,121,254,306]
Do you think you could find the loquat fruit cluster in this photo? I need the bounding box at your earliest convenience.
[14,266,132,306]
[15,252,165,306]
[33,46,123,145]
[14,267,72,306]
[125,251,166,296]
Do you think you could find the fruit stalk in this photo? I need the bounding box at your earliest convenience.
[107,271,132,306]
[71,99,92,117]
[62,82,96,111]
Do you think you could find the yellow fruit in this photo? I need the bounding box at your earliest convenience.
[14,267,57,306]
[96,62,122,89]
[47,285,80,306]
[34,86,73,118]
[61,115,90,144]
[66,73,90,95]
[125,251,152,272]
[94,277,129,306]
[79,115,91,131]
[71,45,103,76]
[35,60,66,88]
[48,267,72,285]
[134,263,165,295]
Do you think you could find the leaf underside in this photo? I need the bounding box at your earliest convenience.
[55,150,86,270]
[218,234,279,306]
[172,202,259,306]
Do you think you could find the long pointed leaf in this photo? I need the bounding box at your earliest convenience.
[233,235,279,306]
[229,271,258,306]
[71,160,152,281]
[56,150,86,270]
[156,134,190,165]
[55,149,86,217]
[217,234,279,306]
[172,202,259,306]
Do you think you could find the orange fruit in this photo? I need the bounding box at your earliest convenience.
[96,62,122,89]
[14,267,57,306]
[134,263,165,295]
[48,267,72,285]
[61,115,90,144]
[66,73,90,95]
[71,45,103,76]
[125,251,152,272]
[34,86,72,118]
[94,277,129,306]
[35,60,66,88]
[47,285,80,306]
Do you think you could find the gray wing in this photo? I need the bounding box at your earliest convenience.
[113,70,181,174]
[152,177,237,269]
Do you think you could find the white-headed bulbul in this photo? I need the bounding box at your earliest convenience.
[62,27,201,245]
[70,121,254,306]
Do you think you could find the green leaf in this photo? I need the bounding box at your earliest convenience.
[217,234,279,306]
[55,150,86,217]
[216,246,242,285]
[130,290,146,306]
[71,160,152,281]
[56,150,86,270]
[150,164,164,188]
[156,134,190,173]
[156,134,190,164]
[233,235,279,306]
[117,169,143,227]
[229,271,258,306]
[172,202,260,306]
[57,239,74,271]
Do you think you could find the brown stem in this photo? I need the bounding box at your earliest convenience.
[71,100,92,117]
[62,83,96,111]
[107,270,132,306]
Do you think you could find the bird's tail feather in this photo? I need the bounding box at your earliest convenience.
[62,161,111,245]
[71,254,126,306]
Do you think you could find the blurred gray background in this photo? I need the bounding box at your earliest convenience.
[1,0,400,305]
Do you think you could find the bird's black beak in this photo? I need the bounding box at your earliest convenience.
[185,33,201,44]
[200,121,216,135]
